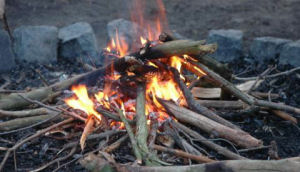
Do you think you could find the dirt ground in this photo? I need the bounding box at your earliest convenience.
[6,0,300,49]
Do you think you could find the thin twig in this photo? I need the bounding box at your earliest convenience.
[0,118,74,171]
[152,144,215,163]
[35,69,49,86]
[233,66,300,81]
[117,107,142,164]
[30,146,77,172]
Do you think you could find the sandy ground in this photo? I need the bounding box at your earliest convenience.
[5,0,300,49]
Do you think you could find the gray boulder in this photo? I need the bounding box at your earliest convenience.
[250,37,291,61]
[107,19,142,48]
[0,30,15,72]
[13,25,58,63]
[58,22,98,62]
[279,40,300,66]
[207,29,243,62]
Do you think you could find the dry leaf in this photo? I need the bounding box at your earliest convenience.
[80,117,95,150]
[0,0,5,19]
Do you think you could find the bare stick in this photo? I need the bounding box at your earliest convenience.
[254,99,300,115]
[152,144,215,163]
[0,108,51,118]
[0,112,62,135]
[160,100,262,148]
[233,66,300,81]
[96,107,134,124]
[192,61,300,115]
[30,146,77,172]
[117,107,142,164]
[148,118,158,148]
[269,110,298,124]
[0,118,74,171]
[171,121,247,160]
[135,83,162,165]
[0,114,58,131]
[102,134,129,153]
[121,158,300,172]
[171,68,241,130]
[195,100,246,110]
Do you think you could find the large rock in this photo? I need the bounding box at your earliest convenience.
[13,25,58,63]
[250,37,291,61]
[58,22,98,62]
[279,40,300,66]
[107,19,142,47]
[0,30,15,73]
[207,29,243,62]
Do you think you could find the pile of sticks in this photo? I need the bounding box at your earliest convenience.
[0,33,300,172]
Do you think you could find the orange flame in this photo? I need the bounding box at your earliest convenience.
[106,30,129,57]
[65,85,101,121]
[140,36,147,45]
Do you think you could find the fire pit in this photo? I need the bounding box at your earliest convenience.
[0,0,300,171]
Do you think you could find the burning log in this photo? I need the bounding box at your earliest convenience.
[159,32,232,80]
[160,100,262,148]
[0,74,84,110]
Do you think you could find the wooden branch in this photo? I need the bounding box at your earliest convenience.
[121,158,300,172]
[136,84,148,153]
[0,114,58,131]
[171,68,241,130]
[148,118,158,148]
[152,144,215,163]
[254,99,300,115]
[195,100,246,110]
[163,123,202,156]
[117,107,142,164]
[102,134,129,153]
[158,32,231,79]
[0,108,51,118]
[233,66,300,81]
[191,61,300,115]
[171,121,247,160]
[141,40,216,60]
[160,100,262,148]
[191,80,263,99]
[0,74,84,110]
[81,153,300,172]
[96,107,134,125]
[270,110,297,124]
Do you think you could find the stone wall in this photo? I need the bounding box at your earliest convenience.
[1,19,299,73]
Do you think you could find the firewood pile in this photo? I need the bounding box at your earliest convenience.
[0,31,300,172]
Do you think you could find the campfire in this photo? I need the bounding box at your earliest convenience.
[1,0,300,171]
